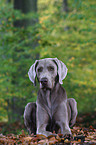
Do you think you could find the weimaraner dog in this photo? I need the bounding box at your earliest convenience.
[24,58,77,137]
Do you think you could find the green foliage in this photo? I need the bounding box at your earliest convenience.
[37,0,96,113]
[0,0,96,123]
[0,1,39,121]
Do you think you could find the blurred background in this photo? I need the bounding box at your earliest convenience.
[0,0,96,134]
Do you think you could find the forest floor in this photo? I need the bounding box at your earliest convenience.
[0,112,96,144]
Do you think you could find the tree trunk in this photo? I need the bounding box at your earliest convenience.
[7,0,11,3]
[63,0,69,12]
[14,0,39,48]
[14,0,37,12]
[14,0,38,27]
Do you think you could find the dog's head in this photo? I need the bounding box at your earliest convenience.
[28,58,68,89]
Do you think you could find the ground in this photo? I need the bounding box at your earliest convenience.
[0,112,96,144]
[0,126,96,144]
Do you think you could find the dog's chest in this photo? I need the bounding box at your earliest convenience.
[44,91,59,118]
[38,89,63,118]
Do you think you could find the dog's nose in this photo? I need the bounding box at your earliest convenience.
[40,78,48,86]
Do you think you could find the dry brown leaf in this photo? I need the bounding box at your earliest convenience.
[58,133,63,137]
[21,130,25,137]
[48,139,58,145]
[87,135,94,139]
[48,136,58,144]
[23,136,33,141]
[64,139,69,143]
[36,134,47,139]
[90,140,96,143]
[0,126,96,144]
[78,139,81,142]
[32,136,41,142]
[47,134,56,139]
[89,125,95,131]
[49,136,56,141]
[38,139,48,144]
[56,134,61,141]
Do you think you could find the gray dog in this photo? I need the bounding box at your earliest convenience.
[24,58,77,137]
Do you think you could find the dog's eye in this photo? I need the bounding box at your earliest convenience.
[48,66,54,71]
[38,67,43,72]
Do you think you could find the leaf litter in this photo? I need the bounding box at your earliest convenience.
[0,126,96,145]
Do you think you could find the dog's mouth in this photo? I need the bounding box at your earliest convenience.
[40,81,51,91]
[40,82,49,90]
[40,84,53,92]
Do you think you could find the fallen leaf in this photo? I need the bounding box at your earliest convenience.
[38,139,48,144]
[64,139,69,143]
[78,139,81,142]
[58,133,63,137]
[87,135,94,139]
[36,134,47,139]
[56,134,61,142]
[21,130,25,137]
[23,137,33,141]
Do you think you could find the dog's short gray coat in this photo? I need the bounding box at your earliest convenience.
[24,58,77,137]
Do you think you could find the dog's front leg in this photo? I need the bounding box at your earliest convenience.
[36,103,54,137]
[55,101,71,136]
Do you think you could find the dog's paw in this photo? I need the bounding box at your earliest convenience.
[40,131,56,138]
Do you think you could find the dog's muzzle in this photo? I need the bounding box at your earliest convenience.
[40,77,48,87]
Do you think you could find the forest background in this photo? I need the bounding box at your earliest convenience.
[0,0,96,134]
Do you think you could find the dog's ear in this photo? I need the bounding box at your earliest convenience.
[53,58,68,84]
[28,60,38,85]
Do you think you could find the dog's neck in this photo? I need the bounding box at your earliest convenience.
[37,83,66,117]
[39,83,60,107]
[37,83,59,116]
